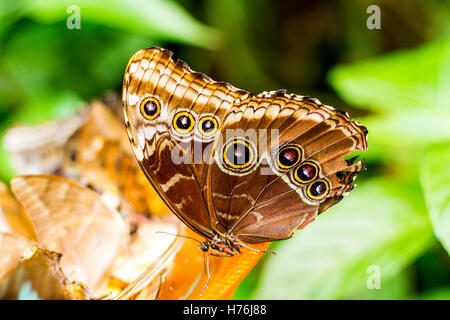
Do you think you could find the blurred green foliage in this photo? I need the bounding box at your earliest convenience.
[0,0,449,299]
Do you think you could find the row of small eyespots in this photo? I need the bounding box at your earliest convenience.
[172,111,219,137]
[217,137,330,200]
[139,97,219,137]
[276,144,329,200]
[220,138,329,200]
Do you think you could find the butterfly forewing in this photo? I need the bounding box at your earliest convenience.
[10,175,127,292]
[123,47,250,239]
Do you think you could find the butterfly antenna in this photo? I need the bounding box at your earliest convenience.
[236,241,276,255]
[155,231,203,245]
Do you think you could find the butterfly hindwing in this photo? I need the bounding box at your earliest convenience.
[206,91,367,243]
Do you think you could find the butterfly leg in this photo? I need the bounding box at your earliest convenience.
[200,252,211,293]
[200,251,235,293]
[235,240,276,255]
[209,252,234,257]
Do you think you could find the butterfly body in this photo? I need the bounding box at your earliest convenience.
[199,234,241,257]
[123,47,367,256]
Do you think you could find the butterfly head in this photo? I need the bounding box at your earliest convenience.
[199,234,241,256]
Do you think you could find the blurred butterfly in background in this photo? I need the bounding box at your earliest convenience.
[122,47,368,286]
[0,241,91,300]
[2,100,169,218]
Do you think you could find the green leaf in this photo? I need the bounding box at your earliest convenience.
[25,0,222,49]
[0,22,155,104]
[1,24,66,100]
[353,269,414,300]
[328,38,450,113]
[420,144,450,254]
[0,0,27,37]
[0,129,15,182]
[419,286,450,300]
[251,179,433,299]
[362,110,450,153]
[328,38,450,148]
[11,90,84,125]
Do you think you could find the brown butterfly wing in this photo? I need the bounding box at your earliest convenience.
[0,246,92,300]
[206,91,367,244]
[123,47,249,238]
[10,175,127,292]
[0,233,37,282]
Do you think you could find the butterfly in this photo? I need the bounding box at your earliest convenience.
[0,242,91,300]
[2,110,87,177]
[122,47,367,267]
[10,175,127,294]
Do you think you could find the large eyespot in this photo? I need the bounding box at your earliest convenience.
[140,97,160,120]
[198,115,218,137]
[277,145,302,170]
[173,111,195,134]
[294,161,319,184]
[222,138,256,171]
[306,179,330,200]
